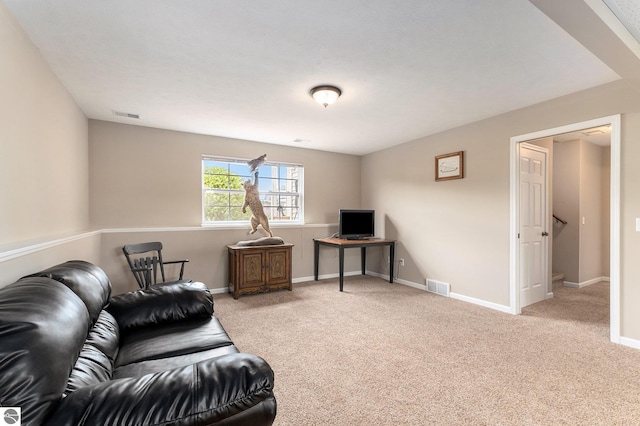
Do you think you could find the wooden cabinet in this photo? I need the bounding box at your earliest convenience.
[227,243,293,299]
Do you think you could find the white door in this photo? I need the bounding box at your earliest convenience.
[519,143,548,308]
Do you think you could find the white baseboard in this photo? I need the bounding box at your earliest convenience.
[620,336,640,350]
[304,270,514,314]
[296,270,426,291]
[366,270,426,291]
[211,271,361,294]
[450,292,512,314]
[298,271,362,283]
[564,276,610,288]
[395,278,428,291]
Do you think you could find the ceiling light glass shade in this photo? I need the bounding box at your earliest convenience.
[310,85,342,108]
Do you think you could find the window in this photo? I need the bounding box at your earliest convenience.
[202,156,303,224]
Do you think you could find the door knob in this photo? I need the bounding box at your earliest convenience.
[542,231,549,237]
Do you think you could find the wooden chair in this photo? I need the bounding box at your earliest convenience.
[122,242,189,289]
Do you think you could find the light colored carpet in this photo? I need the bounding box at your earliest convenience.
[213,277,640,425]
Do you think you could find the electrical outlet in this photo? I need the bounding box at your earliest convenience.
[400,258,405,266]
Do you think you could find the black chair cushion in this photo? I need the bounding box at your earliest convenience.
[65,310,120,396]
[115,317,236,368]
[0,278,90,425]
[24,260,111,324]
[107,281,214,332]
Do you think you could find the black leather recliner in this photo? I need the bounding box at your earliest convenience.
[0,260,276,426]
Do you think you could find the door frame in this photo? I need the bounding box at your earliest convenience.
[509,114,621,344]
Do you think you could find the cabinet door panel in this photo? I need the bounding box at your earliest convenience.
[240,252,265,288]
[267,249,290,284]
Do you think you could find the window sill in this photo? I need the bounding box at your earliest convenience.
[200,221,307,229]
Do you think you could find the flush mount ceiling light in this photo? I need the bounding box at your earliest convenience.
[310,85,342,108]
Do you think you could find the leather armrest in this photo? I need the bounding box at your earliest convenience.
[44,353,277,426]
[107,281,213,331]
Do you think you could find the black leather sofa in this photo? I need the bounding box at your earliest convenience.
[0,260,276,426]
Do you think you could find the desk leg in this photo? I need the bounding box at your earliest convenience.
[314,240,319,281]
[389,243,395,283]
[361,247,366,275]
[339,247,344,292]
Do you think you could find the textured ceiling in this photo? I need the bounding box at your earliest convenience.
[4,0,620,155]
[603,0,640,43]
[553,126,611,146]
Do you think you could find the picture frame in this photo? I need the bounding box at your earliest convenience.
[435,151,464,181]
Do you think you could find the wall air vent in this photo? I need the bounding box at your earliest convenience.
[426,279,450,297]
[112,110,140,119]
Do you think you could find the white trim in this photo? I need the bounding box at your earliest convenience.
[319,273,517,313]
[509,137,519,314]
[105,223,332,234]
[450,292,512,314]
[0,223,337,264]
[304,271,363,283]
[304,270,426,290]
[200,221,305,229]
[366,271,427,291]
[393,277,428,291]
[510,114,621,345]
[0,230,101,263]
[609,114,622,344]
[563,276,610,289]
[586,0,640,60]
[620,337,640,350]
[102,226,209,234]
[307,271,517,314]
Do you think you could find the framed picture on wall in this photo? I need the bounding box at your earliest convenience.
[435,151,464,181]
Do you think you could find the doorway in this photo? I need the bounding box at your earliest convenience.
[510,115,621,344]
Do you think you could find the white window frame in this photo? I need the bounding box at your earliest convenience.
[202,155,304,226]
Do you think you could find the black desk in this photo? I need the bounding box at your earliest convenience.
[313,237,396,291]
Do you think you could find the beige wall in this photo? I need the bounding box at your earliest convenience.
[553,140,580,282]
[579,141,607,282]
[0,2,95,287]
[89,120,361,228]
[620,112,640,340]
[88,120,363,293]
[97,224,381,295]
[0,2,88,248]
[552,140,610,284]
[362,116,510,304]
[362,80,640,342]
[0,234,102,287]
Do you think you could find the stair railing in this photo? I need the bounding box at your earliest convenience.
[553,214,567,225]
